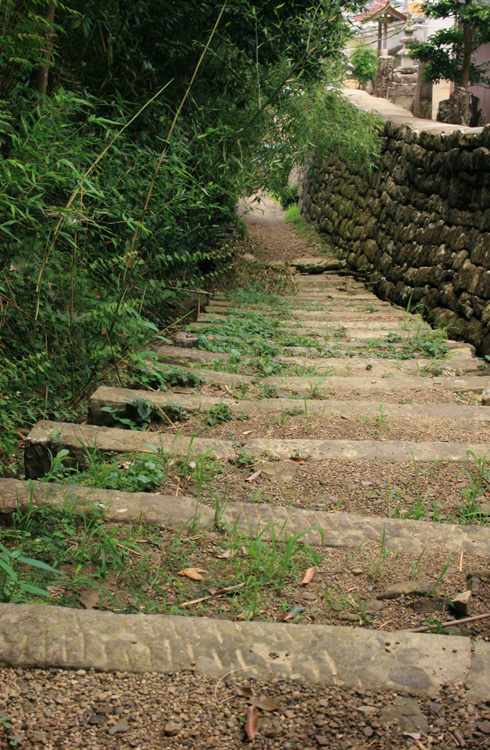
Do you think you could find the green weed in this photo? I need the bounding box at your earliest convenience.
[205,402,233,426]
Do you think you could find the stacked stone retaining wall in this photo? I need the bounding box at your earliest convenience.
[299,92,490,355]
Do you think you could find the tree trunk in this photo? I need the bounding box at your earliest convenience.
[459,21,473,88]
[37,1,56,96]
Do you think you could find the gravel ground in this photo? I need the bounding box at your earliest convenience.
[156,411,490,446]
[238,194,317,263]
[162,457,490,524]
[195,381,485,405]
[1,667,490,750]
[83,530,490,636]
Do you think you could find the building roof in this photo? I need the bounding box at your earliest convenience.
[354,2,408,23]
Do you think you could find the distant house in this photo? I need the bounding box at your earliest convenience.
[349,0,490,121]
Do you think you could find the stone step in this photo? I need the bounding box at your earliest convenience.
[188,335,474,354]
[214,294,395,311]
[2,601,489,699]
[148,360,490,396]
[3,479,490,556]
[194,317,431,339]
[294,279,364,287]
[213,289,388,302]
[205,304,408,321]
[25,420,490,479]
[289,255,346,273]
[274,353,478,376]
[155,344,480,376]
[200,311,428,332]
[288,295,394,305]
[179,333,474,355]
[89,386,490,427]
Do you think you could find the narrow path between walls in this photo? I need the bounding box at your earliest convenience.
[1,197,490,749]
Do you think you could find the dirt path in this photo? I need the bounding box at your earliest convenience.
[1,198,490,749]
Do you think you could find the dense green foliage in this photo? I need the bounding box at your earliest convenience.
[0,0,379,474]
[350,46,378,85]
[409,0,490,87]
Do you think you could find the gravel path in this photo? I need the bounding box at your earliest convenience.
[2,667,490,749]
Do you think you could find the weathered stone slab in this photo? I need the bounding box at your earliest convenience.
[0,479,214,528]
[24,420,490,478]
[155,344,230,365]
[290,256,344,273]
[2,480,490,557]
[162,340,481,375]
[243,437,490,463]
[24,421,235,479]
[221,502,490,556]
[260,460,299,483]
[89,386,490,427]
[467,641,490,702]
[266,373,490,395]
[273,353,479,375]
[145,365,490,397]
[197,314,430,335]
[205,305,407,321]
[0,604,484,698]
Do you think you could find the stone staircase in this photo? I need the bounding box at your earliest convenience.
[1,256,490,702]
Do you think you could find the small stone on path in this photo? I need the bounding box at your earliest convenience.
[164,720,183,736]
[108,720,129,735]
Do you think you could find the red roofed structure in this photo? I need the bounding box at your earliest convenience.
[354,2,408,56]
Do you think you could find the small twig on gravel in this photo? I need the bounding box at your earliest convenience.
[406,611,490,632]
[414,740,428,750]
[459,549,464,572]
[115,542,143,556]
[213,666,252,704]
[376,619,394,630]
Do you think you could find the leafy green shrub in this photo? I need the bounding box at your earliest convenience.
[285,204,302,224]
[278,183,299,208]
[350,47,378,86]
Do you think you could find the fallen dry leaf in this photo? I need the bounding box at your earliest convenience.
[251,695,279,712]
[289,456,304,464]
[301,567,316,585]
[245,469,262,482]
[208,583,246,596]
[177,567,206,581]
[245,705,259,741]
[237,686,254,699]
[237,685,279,712]
[45,585,64,599]
[79,589,100,610]
[217,549,236,559]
